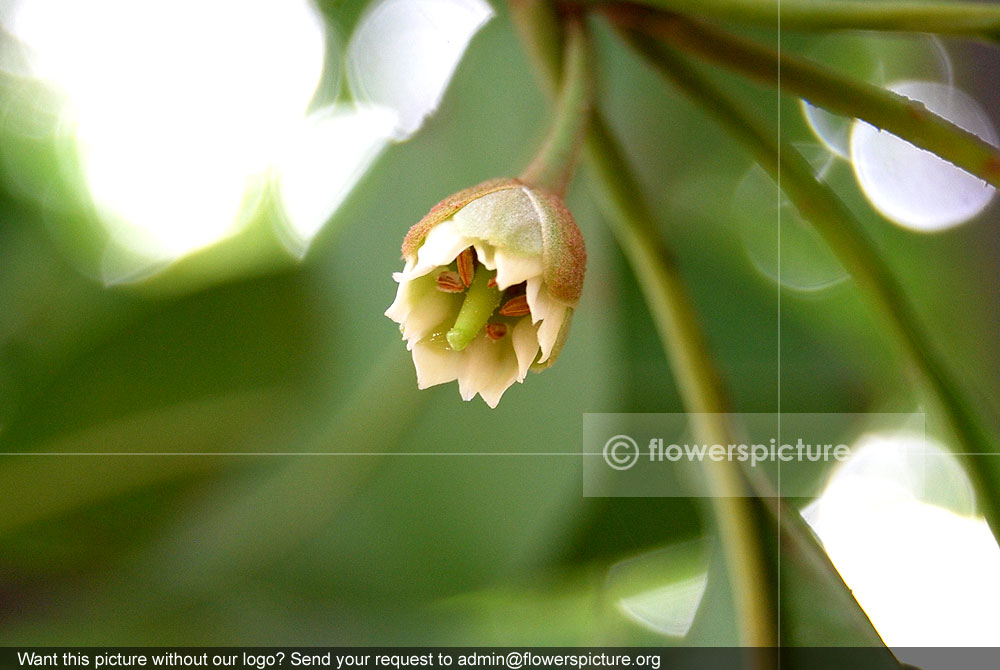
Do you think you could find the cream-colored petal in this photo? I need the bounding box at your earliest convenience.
[471,241,497,271]
[511,317,540,381]
[456,336,489,402]
[536,303,567,363]
[478,382,512,409]
[412,340,462,389]
[457,334,520,408]
[386,259,419,318]
[525,277,554,325]
[492,248,543,291]
[384,277,413,324]
[401,220,472,279]
[524,277,569,361]
[390,272,460,345]
[402,293,456,346]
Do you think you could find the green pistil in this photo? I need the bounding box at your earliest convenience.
[446,266,502,351]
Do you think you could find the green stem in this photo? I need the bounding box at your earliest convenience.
[509,1,776,650]
[447,267,502,351]
[520,13,592,197]
[617,28,1000,538]
[600,3,1000,189]
[583,122,732,420]
[584,0,1000,41]
[588,118,778,651]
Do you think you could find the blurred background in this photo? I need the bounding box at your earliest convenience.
[1,0,999,651]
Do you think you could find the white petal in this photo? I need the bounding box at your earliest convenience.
[384,279,412,325]
[346,0,494,139]
[402,219,472,279]
[387,272,460,344]
[525,278,553,325]
[385,259,420,323]
[511,317,540,381]
[457,334,520,408]
[478,385,510,410]
[412,340,461,389]
[523,278,568,362]
[471,242,497,271]
[402,294,456,346]
[492,248,543,290]
[536,304,567,364]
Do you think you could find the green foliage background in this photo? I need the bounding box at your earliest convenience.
[1,1,998,647]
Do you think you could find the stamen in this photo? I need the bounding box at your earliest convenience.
[485,323,508,341]
[435,271,465,293]
[498,294,530,317]
[446,266,503,352]
[456,247,476,288]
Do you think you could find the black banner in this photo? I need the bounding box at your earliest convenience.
[1,648,993,670]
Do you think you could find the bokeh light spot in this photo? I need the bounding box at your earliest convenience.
[734,164,847,292]
[800,34,953,159]
[802,432,1000,648]
[606,542,708,639]
[5,0,327,269]
[346,0,494,140]
[850,80,997,232]
[275,105,398,257]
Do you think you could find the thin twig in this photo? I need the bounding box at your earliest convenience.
[600,3,1000,188]
[583,0,1000,41]
[509,0,776,649]
[616,27,1000,540]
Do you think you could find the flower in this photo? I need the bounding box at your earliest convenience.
[385,178,586,407]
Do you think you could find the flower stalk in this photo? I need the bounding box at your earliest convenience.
[385,6,594,407]
[586,0,1000,41]
[520,12,593,197]
[510,1,776,651]
[599,3,1000,188]
[614,26,1000,537]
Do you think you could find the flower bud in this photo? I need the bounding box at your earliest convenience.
[385,178,586,407]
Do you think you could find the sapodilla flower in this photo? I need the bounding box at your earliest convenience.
[385,178,586,407]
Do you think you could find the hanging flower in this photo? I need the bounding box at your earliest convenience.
[385,178,586,407]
